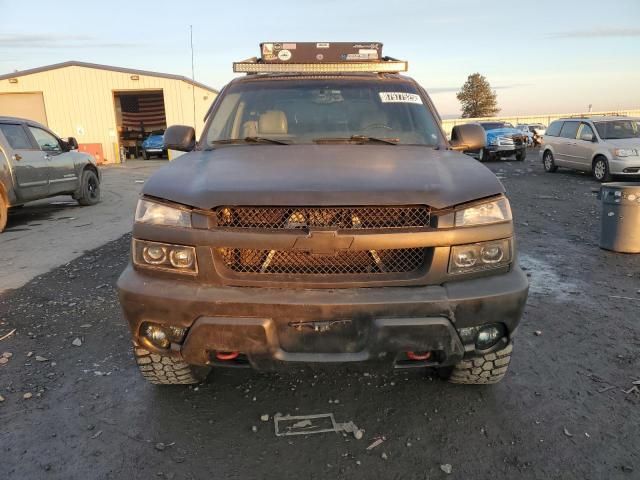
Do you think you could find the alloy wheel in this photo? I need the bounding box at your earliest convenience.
[594,160,606,181]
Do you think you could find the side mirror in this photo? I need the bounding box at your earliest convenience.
[164,125,196,152]
[581,133,594,142]
[64,137,79,150]
[450,123,486,151]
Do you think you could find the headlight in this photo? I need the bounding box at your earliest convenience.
[455,197,512,227]
[449,238,512,274]
[614,148,639,157]
[487,137,498,146]
[135,199,191,227]
[133,239,197,274]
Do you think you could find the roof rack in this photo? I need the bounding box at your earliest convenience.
[233,42,408,74]
[567,112,627,118]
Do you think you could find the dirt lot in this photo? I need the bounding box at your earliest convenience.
[1,149,638,480]
[0,160,165,293]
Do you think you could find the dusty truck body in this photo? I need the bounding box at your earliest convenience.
[0,116,101,232]
[117,43,528,385]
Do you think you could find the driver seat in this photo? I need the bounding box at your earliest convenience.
[241,110,289,138]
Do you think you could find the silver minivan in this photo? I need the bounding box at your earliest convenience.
[540,116,640,182]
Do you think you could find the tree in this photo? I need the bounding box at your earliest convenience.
[456,73,500,118]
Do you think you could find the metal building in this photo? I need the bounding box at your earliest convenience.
[0,61,218,163]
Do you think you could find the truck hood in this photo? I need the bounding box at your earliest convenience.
[143,135,164,148]
[142,145,504,210]
[485,128,523,139]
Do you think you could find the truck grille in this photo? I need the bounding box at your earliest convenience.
[216,206,430,230]
[216,247,427,276]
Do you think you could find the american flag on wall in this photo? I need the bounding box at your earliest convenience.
[119,93,166,130]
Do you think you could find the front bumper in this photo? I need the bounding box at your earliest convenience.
[486,145,522,154]
[117,265,529,370]
[609,157,640,175]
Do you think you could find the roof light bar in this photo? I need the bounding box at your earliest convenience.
[234,43,408,74]
[233,60,408,74]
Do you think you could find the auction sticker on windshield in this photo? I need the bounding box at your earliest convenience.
[379,92,423,104]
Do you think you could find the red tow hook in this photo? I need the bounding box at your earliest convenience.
[406,351,431,361]
[215,351,240,361]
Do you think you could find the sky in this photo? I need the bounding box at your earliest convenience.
[1,0,639,117]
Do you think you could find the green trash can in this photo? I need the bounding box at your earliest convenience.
[599,182,640,253]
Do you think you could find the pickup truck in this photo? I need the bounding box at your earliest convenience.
[0,116,101,232]
[141,133,166,160]
[117,42,528,386]
[474,121,527,161]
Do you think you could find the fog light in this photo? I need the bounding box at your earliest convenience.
[142,323,170,349]
[167,326,187,342]
[476,324,506,350]
[169,248,195,269]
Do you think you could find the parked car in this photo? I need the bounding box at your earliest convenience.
[515,124,533,145]
[117,42,528,386]
[516,123,546,147]
[540,116,640,182]
[471,121,527,161]
[141,133,166,160]
[0,116,101,232]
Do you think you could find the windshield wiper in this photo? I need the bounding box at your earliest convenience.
[210,137,290,146]
[313,135,399,145]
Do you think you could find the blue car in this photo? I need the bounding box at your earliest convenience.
[474,121,527,162]
[141,133,166,160]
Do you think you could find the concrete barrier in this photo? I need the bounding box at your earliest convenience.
[441,109,640,136]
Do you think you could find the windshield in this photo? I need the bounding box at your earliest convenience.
[594,120,640,140]
[480,122,508,131]
[204,79,442,146]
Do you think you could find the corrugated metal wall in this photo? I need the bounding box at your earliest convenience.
[0,65,217,163]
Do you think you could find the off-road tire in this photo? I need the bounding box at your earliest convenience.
[592,156,612,183]
[446,342,513,385]
[134,347,211,385]
[0,195,7,233]
[77,170,101,206]
[543,150,558,173]
[478,148,494,162]
[515,148,526,161]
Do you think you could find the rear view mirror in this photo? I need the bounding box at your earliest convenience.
[450,123,486,151]
[164,125,196,152]
[64,137,79,150]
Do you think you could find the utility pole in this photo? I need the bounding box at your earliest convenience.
[190,25,196,133]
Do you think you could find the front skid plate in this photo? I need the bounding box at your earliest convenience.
[180,315,464,369]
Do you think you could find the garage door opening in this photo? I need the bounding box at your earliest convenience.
[0,92,48,125]
[114,90,167,160]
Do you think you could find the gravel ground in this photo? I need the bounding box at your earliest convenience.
[0,160,164,292]
[1,149,638,479]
